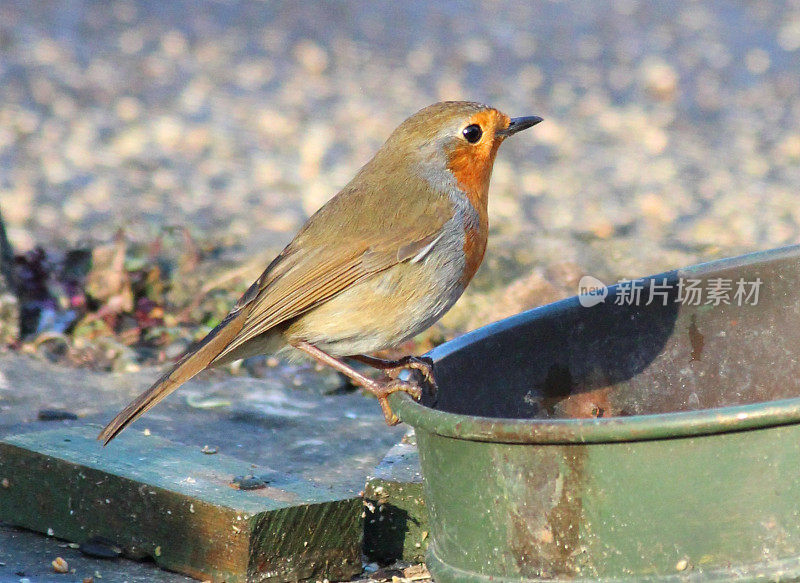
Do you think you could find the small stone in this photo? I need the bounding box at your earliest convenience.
[590,218,615,240]
[638,193,676,223]
[230,475,267,490]
[777,135,800,162]
[461,38,491,64]
[642,127,668,154]
[779,17,800,51]
[293,40,328,74]
[52,557,69,573]
[114,96,142,122]
[641,59,678,100]
[160,30,188,57]
[403,563,431,579]
[676,558,689,571]
[533,119,565,146]
[37,409,78,421]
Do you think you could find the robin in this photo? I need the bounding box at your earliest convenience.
[99,101,542,444]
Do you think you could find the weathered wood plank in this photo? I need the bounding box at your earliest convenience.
[363,431,428,563]
[0,426,361,582]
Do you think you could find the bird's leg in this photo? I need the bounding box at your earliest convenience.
[292,341,421,425]
[349,354,437,388]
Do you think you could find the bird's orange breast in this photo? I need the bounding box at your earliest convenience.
[459,214,488,286]
[445,110,507,286]
[448,150,490,286]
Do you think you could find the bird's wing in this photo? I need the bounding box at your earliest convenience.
[212,179,455,361]
[211,223,447,363]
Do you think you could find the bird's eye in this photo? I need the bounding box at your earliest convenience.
[462,124,483,144]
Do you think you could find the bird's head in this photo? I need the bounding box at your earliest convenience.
[377,101,543,201]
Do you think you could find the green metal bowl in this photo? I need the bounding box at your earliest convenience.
[391,245,800,582]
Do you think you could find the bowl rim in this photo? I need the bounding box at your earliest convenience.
[390,391,800,444]
[391,244,800,444]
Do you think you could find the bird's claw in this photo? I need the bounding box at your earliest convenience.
[368,378,422,426]
[386,356,437,389]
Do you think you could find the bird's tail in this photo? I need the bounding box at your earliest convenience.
[97,310,248,445]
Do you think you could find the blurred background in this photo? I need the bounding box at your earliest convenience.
[1,0,800,367]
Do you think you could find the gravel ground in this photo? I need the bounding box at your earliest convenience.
[3,1,800,323]
[2,1,800,581]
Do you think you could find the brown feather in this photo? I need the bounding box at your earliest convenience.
[97,309,249,444]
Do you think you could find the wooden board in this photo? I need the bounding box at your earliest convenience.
[363,431,428,563]
[0,426,361,582]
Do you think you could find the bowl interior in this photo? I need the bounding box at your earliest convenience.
[424,247,800,421]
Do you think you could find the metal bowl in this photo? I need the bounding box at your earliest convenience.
[392,245,800,582]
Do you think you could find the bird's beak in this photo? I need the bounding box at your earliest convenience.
[497,115,544,137]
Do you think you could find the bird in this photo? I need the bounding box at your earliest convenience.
[98,101,542,444]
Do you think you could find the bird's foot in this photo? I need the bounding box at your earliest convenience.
[366,378,423,425]
[385,356,437,388]
[292,342,427,426]
[351,354,437,389]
